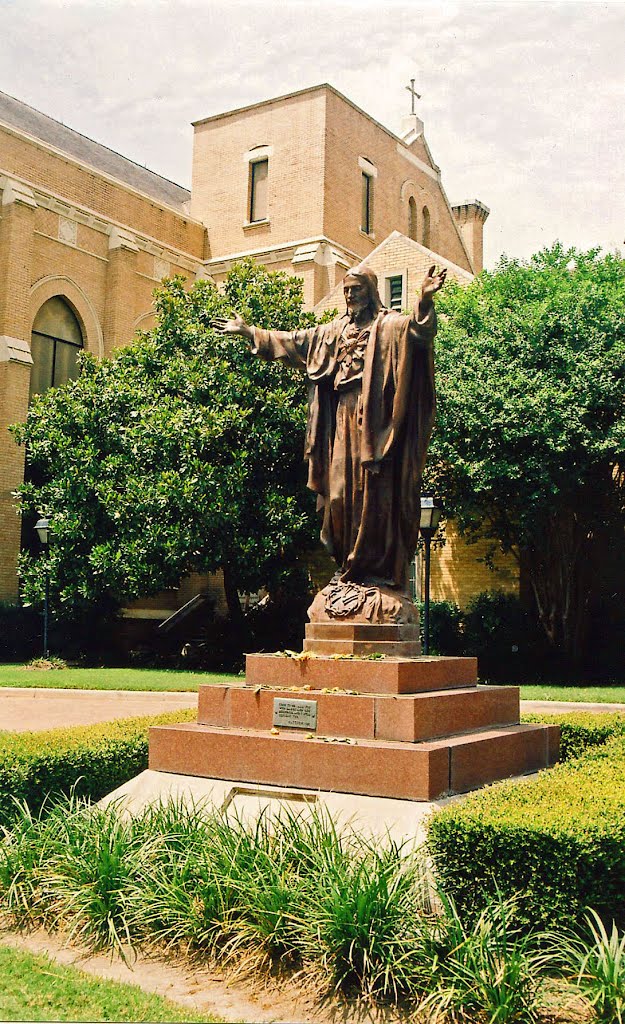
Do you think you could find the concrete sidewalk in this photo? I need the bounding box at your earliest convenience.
[0,687,197,732]
[1,686,624,734]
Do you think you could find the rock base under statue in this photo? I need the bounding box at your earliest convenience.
[149,620,560,802]
[307,575,420,627]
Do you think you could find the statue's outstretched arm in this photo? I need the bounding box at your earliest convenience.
[212,313,313,372]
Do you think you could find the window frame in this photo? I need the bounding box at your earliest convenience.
[358,156,377,238]
[249,156,269,224]
[384,270,407,312]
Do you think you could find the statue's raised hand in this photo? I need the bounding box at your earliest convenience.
[211,313,254,343]
[420,265,447,308]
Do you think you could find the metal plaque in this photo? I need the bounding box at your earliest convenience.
[273,697,318,730]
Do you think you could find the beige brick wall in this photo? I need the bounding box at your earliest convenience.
[322,89,471,272]
[191,91,327,259]
[195,85,473,307]
[0,125,206,255]
[429,523,519,608]
[0,123,207,601]
[0,359,30,601]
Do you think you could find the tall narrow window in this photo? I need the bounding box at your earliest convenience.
[22,296,84,556]
[409,197,418,241]
[361,171,373,235]
[422,206,431,248]
[29,296,83,401]
[249,158,268,222]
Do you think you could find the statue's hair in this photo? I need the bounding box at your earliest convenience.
[344,264,384,315]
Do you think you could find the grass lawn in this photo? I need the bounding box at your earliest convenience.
[0,944,220,1022]
[0,663,623,702]
[0,664,239,691]
[519,684,625,703]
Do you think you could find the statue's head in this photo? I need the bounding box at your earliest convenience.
[343,264,383,320]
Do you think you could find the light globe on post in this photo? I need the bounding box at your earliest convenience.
[34,517,51,659]
[34,517,50,546]
[419,497,442,656]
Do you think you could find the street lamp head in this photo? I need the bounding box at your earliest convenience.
[419,496,442,536]
[34,517,51,546]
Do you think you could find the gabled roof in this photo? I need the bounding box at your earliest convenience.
[0,90,190,210]
[313,231,474,317]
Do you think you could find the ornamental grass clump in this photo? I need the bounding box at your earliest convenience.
[420,892,552,1024]
[297,837,433,1000]
[554,910,625,1023]
[0,797,59,930]
[42,797,161,959]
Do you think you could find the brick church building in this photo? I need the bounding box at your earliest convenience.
[0,83,516,620]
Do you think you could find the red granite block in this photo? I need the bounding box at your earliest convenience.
[374,686,520,742]
[447,724,557,793]
[305,623,419,641]
[149,724,451,800]
[303,639,421,656]
[149,721,558,801]
[227,687,375,739]
[197,685,232,727]
[245,653,478,695]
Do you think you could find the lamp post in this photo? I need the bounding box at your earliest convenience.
[34,518,51,659]
[419,497,442,656]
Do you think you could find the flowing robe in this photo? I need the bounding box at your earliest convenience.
[252,303,436,590]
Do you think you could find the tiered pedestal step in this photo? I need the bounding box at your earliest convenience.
[303,621,421,657]
[150,625,559,801]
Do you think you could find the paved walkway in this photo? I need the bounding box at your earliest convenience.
[0,687,197,732]
[0,687,624,733]
[521,699,625,715]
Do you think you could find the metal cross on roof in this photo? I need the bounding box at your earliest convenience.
[405,78,421,115]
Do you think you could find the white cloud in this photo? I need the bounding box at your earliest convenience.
[0,0,623,264]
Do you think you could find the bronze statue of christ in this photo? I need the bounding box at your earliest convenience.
[213,263,445,623]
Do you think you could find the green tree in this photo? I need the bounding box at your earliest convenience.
[12,260,319,624]
[425,244,625,663]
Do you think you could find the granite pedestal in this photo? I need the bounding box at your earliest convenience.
[149,623,559,801]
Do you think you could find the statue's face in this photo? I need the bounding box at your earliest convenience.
[343,276,369,318]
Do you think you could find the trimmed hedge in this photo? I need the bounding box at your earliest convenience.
[522,710,625,761]
[428,731,625,931]
[0,710,195,826]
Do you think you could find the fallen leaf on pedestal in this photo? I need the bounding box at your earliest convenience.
[270,728,280,735]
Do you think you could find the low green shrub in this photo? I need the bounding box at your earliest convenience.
[0,602,40,663]
[463,590,548,680]
[416,599,464,655]
[428,735,625,932]
[0,711,195,827]
[522,711,625,761]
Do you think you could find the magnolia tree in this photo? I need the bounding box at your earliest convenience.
[425,245,625,663]
[13,260,320,623]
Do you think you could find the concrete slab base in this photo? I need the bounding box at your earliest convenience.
[101,769,467,847]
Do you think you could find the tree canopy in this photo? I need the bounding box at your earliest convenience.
[13,260,319,621]
[425,244,625,661]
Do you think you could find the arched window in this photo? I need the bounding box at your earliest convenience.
[408,197,418,241]
[30,297,83,401]
[421,206,431,248]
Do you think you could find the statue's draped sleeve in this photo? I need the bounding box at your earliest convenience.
[250,320,343,506]
[250,322,340,375]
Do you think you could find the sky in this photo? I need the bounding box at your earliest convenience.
[0,0,623,268]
